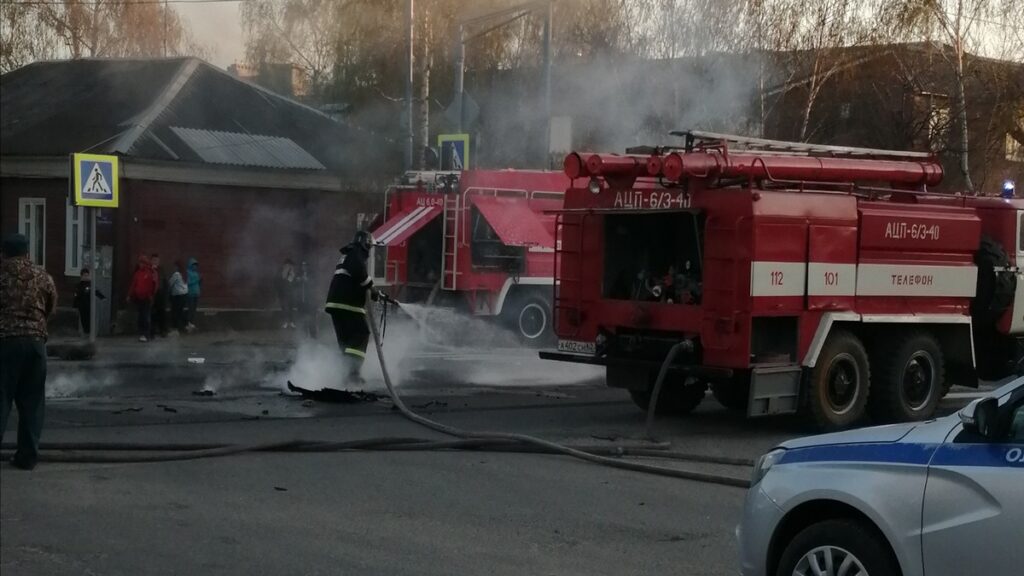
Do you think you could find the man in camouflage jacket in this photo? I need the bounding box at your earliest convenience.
[1,233,57,470]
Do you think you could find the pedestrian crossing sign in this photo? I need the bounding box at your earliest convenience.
[438,134,470,170]
[72,153,119,208]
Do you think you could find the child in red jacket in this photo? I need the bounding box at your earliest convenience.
[128,255,157,342]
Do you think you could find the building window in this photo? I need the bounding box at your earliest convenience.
[928,104,950,152]
[65,202,92,276]
[17,198,46,266]
[1007,133,1024,163]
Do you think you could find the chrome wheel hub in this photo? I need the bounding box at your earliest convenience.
[793,545,868,576]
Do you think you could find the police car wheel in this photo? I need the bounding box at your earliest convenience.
[869,332,944,423]
[776,519,900,576]
[804,330,870,431]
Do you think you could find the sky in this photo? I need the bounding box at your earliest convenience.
[176,1,246,68]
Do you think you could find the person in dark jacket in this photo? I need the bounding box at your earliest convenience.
[1,233,57,470]
[150,253,169,338]
[325,231,382,384]
[185,258,201,332]
[73,267,106,335]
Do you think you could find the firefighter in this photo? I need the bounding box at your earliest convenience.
[325,231,382,384]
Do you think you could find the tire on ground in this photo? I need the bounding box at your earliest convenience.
[711,378,749,411]
[502,291,553,345]
[869,331,944,423]
[630,378,707,415]
[802,330,870,432]
[776,519,900,576]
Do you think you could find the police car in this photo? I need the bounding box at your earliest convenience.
[738,377,1024,576]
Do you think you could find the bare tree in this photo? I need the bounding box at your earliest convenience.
[881,0,1024,192]
[753,0,882,142]
[1,1,59,72]
[1,0,204,72]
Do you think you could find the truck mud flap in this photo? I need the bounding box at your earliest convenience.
[747,365,802,417]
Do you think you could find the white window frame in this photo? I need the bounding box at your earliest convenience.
[65,201,90,276]
[17,197,46,266]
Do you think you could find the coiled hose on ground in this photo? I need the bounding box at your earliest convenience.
[1,307,752,488]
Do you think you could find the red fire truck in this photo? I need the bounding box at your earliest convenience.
[540,131,1024,430]
[370,169,568,342]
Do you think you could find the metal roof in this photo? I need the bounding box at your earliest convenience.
[170,126,325,170]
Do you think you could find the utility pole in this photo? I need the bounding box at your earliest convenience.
[164,0,169,57]
[88,207,97,343]
[541,1,552,166]
[405,0,415,171]
[453,24,465,133]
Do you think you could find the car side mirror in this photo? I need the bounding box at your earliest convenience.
[961,397,999,439]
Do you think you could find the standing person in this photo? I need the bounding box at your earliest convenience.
[149,254,169,338]
[168,260,189,335]
[128,255,157,342]
[277,259,296,329]
[1,233,57,470]
[185,258,201,332]
[325,231,382,385]
[72,267,106,335]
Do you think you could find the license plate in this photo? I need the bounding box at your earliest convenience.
[557,340,596,355]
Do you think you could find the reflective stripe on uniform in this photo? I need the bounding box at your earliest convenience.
[343,348,366,358]
[334,268,351,277]
[360,276,373,286]
[325,302,366,314]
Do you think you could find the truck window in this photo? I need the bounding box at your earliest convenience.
[470,208,524,273]
[602,212,704,304]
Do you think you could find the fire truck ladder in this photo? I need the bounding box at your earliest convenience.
[553,213,586,337]
[441,193,460,291]
[670,130,933,160]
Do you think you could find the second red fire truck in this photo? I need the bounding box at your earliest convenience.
[540,131,1024,431]
[370,169,568,343]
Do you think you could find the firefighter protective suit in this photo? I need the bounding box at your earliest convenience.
[325,233,376,381]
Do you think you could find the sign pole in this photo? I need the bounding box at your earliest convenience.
[89,207,98,343]
[71,151,119,343]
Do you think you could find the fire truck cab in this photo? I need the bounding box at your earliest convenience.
[541,132,1024,431]
[370,169,568,343]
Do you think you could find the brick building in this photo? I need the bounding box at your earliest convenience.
[1,58,399,332]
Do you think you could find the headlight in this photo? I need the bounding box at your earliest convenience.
[751,448,785,486]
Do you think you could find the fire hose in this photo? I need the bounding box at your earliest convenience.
[2,300,752,488]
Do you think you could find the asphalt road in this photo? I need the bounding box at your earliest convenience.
[1,333,998,576]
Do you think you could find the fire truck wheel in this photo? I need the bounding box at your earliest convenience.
[629,380,707,415]
[803,331,870,431]
[711,380,749,411]
[869,332,944,423]
[504,293,553,344]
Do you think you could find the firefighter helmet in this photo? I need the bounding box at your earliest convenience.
[353,230,373,252]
